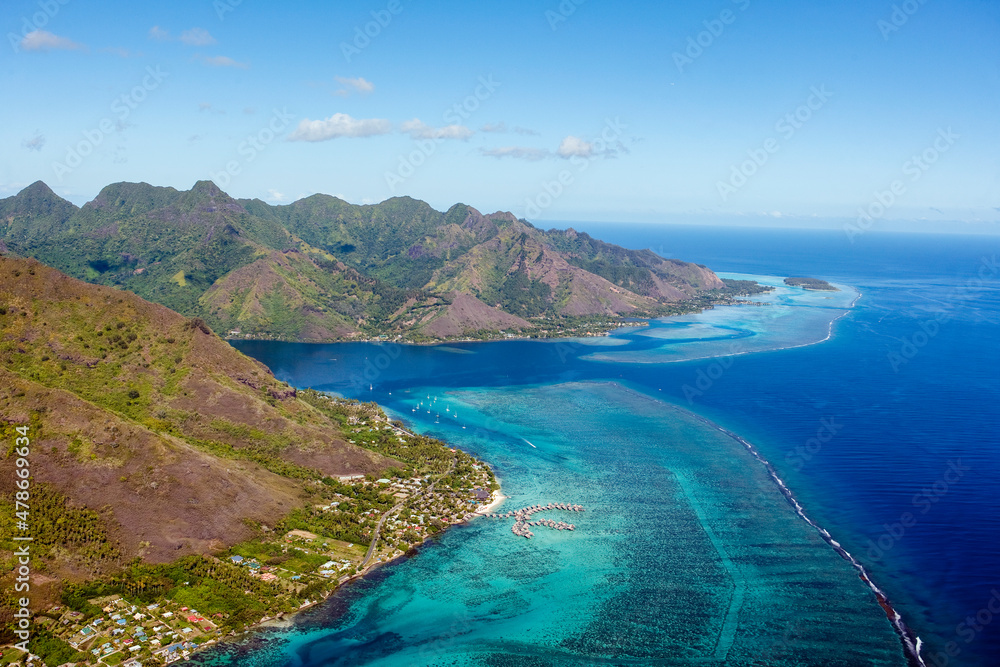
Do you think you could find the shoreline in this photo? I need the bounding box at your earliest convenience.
[473,491,508,516]
[192,484,507,660]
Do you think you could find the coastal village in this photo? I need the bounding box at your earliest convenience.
[1,394,501,667]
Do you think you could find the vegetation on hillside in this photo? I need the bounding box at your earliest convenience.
[0,258,499,664]
[0,181,756,342]
[784,276,839,291]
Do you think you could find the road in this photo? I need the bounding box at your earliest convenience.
[359,458,456,569]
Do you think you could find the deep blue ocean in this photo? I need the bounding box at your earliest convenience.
[199,226,999,666]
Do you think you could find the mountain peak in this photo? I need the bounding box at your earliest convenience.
[0,180,78,239]
[19,180,56,197]
[191,179,225,197]
[87,181,180,212]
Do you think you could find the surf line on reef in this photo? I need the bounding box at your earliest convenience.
[690,413,927,667]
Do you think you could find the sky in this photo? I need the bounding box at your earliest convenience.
[1,0,998,232]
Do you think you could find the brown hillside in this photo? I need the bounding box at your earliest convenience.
[0,256,394,576]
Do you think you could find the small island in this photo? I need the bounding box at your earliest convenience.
[784,277,839,292]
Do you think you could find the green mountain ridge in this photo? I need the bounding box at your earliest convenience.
[1,181,737,342]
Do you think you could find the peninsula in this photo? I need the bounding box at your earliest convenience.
[0,257,499,666]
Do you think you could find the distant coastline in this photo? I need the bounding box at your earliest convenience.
[783,276,839,291]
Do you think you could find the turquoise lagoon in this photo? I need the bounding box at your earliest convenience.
[203,274,921,666]
[579,273,860,365]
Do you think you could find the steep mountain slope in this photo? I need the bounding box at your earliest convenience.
[542,227,723,299]
[200,248,455,341]
[21,181,297,317]
[1,181,736,341]
[0,181,77,249]
[427,219,660,317]
[0,257,393,575]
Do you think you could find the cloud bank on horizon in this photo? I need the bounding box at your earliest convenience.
[1,0,997,229]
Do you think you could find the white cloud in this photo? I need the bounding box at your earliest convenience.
[288,113,393,141]
[267,189,287,202]
[21,133,45,151]
[195,55,248,69]
[148,26,170,41]
[479,146,549,161]
[480,122,539,136]
[21,30,84,52]
[556,136,594,159]
[401,119,473,140]
[334,76,374,95]
[180,28,216,46]
[480,133,623,161]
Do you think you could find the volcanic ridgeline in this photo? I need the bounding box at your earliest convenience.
[0,181,731,342]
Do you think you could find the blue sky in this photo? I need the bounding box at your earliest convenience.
[1,0,998,231]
